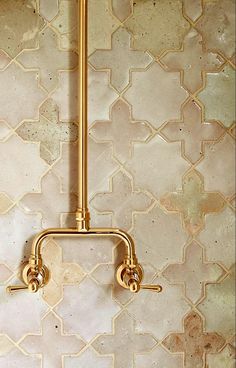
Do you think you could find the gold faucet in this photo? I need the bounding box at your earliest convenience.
[7,0,162,295]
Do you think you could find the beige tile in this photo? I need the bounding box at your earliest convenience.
[0,121,11,141]
[93,311,157,368]
[199,207,235,269]
[198,65,235,128]
[0,349,41,368]
[21,312,85,366]
[56,277,120,341]
[91,99,152,163]
[0,63,46,127]
[40,0,59,22]
[126,135,189,199]
[160,99,224,164]
[161,29,223,94]
[183,0,202,22]
[0,50,11,70]
[17,99,78,165]
[112,0,132,22]
[0,193,14,214]
[0,0,45,58]
[0,264,13,283]
[0,335,14,356]
[198,266,235,339]
[90,27,152,92]
[128,276,189,340]
[163,311,225,368]
[163,240,225,303]
[125,0,190,57]
[18,27,77,92]
[207,344,236,368]
[136,345,183,368]
[197,134,235,198]
[0,283,48,341]
[125,62,188,128]
[196,0,235,58]
[160,170,226,235]
[42,239,84,306]
[91,171,153,230]
[65,347,112,368]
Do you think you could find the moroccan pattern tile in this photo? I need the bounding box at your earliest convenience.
[0,1,235,368]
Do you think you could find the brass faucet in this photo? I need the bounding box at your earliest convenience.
[7,0,162,295]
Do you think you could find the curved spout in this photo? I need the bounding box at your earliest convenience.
[30,227,137,266]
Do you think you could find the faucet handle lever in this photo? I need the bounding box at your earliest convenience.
[6,279,40,294]
[129,280,162,293]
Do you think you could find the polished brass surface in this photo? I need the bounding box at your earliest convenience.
[7,0,162,295]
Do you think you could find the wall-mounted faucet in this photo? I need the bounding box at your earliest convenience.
[7,0,162,296]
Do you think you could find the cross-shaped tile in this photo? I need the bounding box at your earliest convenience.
[161,29,223,93]
[91,171,153,230]
[90,99,152,163]
[17,27,77,91]
[21,312,85,367]
[163,240,225,303]
[17,99,78,165]
[160,170,225,234]
[42,239,84,307]
[160,99,224,163]
[89,27,152,92]
[92,311,157,368]
[20,171,77,228]
[163,311,225,368]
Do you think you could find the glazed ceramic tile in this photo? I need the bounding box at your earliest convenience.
[183,0,202,22]
[17,27,77,92]
[112,0,132,22]
[127,275,189,340]
[40,0,59,22]
[0,63,46,127]
[136,345,183,368]
[0,50,11,70]
[88,0,120,55]
[20,171,77,228]
[20,312,85,367]
[0,283,48,341]
[0,335,14,356]
[0,0,45,58]
[93,311,157,368]
[125,0,190,57]
[196,0,235,58]
[125,62,188,128]
[0,206,41,269]
[0,121,11,141]
[207,344,236,368]
[89,27,152,92]
[126,135,189,199]
[56,277,120,341]
[160,99,224,164]
[65,347,112,368]
[0,264,13,283]
[197,134,235,198]
[163,311,225,368]
[90,99,152,163]
[41,239,84,307]
[161,29,223,93]
[91,171,153,230]
[160,170,225,235]
[198,266,235,339]
[199,207,235,269]
[0,193,13,214]
[163,240,224,304]
[17,99,78,165]
[0,349,41,368]
[133,204,187,270]
[198,65,235,128]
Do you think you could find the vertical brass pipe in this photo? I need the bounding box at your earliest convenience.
[76,0,90,230]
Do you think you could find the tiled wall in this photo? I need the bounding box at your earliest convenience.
[0,1,235,367]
